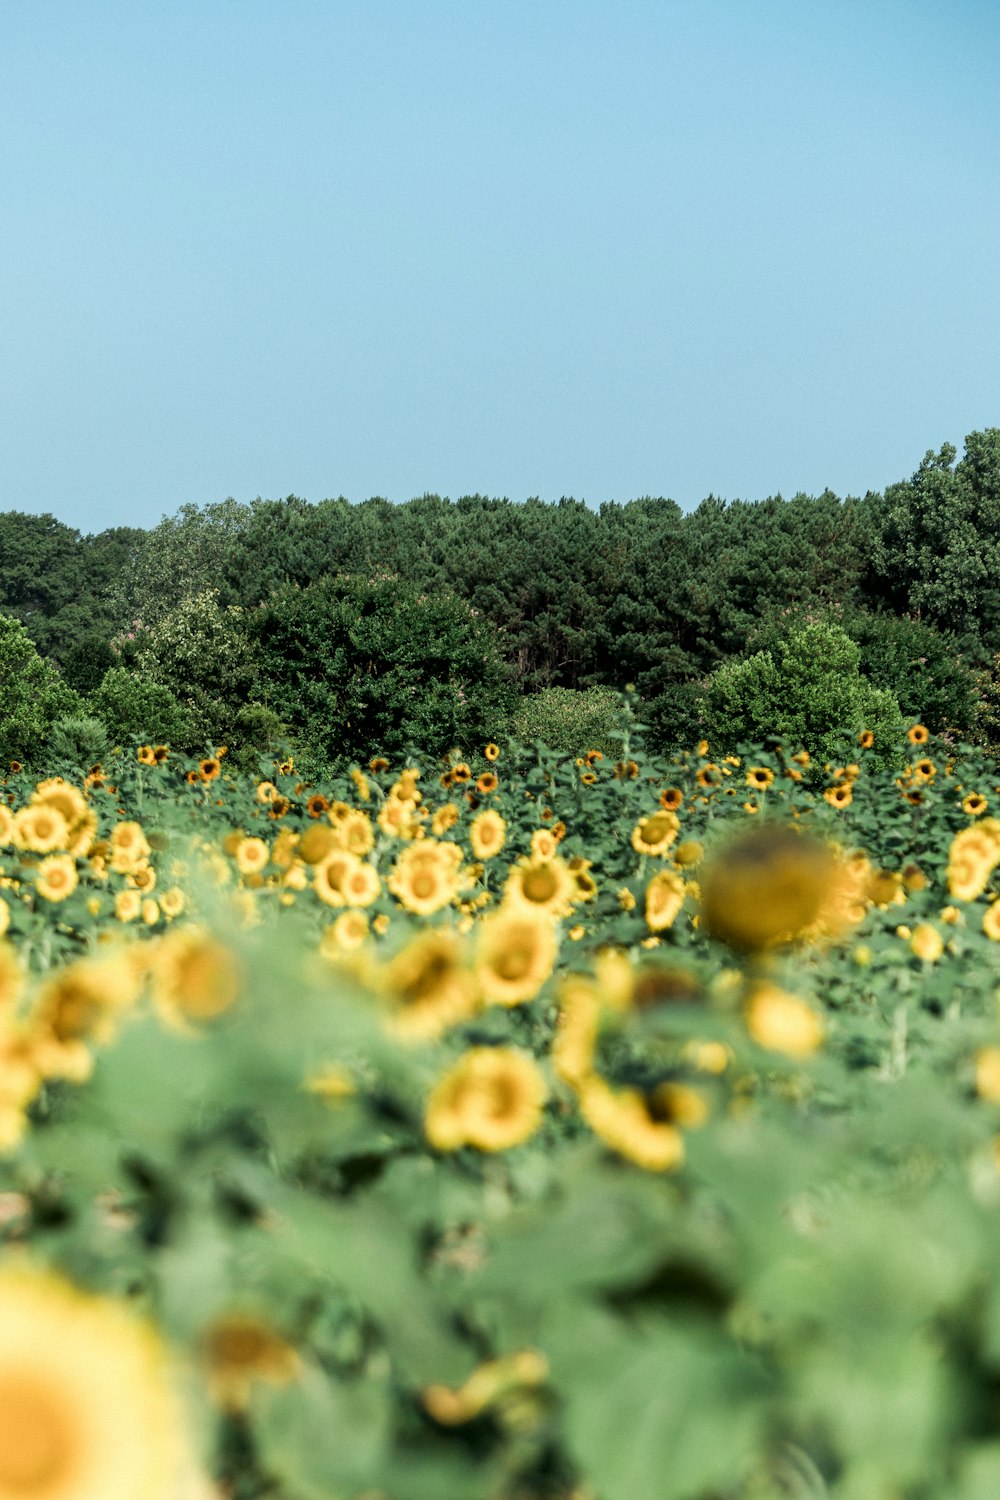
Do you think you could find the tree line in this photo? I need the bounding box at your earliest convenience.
[1,428,999,767]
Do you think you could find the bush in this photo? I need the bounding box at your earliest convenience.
[703,620,904,764]
[90,668,191,749]
[0,613,82,765]
[511,686,626,758]
[251,574,515,764]
[48,714,111,768]
[129,589,257,748]
[844,609,977,734]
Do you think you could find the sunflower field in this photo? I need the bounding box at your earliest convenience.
[2,722,1000,1500]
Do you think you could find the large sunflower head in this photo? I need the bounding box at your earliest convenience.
[700,826,842,954]
[474,906,559,1007]
[380,929,477,1040]
[0,1266,188,1500]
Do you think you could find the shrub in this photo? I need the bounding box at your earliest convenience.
[90,667,190,749]
[703,620,904,764]
[48,714,111,768]
[511,686,626,758]
[128,589,257,748]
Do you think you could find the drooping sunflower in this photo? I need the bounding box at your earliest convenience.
[577,1076,685,1172]
[201,1314,300,1412]
[700,825,844,953]
[644,869,687,933]
[0,1266,187,1500]
[474,906,559,1007]
[425,1046,546,1152]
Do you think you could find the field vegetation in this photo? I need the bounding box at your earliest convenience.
[0,714,998,1498]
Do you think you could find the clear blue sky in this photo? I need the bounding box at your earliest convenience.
[2,0,999,533]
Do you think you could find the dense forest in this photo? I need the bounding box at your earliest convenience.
[2,428,999,768]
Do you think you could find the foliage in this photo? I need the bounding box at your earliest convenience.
[703,619,904,764]
[0,722,999,1498]
[128,589,257,749]
[868,428,1000,654]
[251,573,515,765]
[510,685,625,757]
[0,612,81,764]
[90,666,190,748]
[47,713,111,768]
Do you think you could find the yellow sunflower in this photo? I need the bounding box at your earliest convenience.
[379,929,477,1041]
[13,805,69,855]
[504,856,575,918]
[109,822,151,875]
[644,869,687,932]
[948,821,1000,902]
[745,981,824,1058]
[983,903,1000,942]
[578,1076,684,1172]
[35,855,78,904]
[149,928,241,1028]
[907,724,930,745]
[469,810,507,861]
[474,906,559,1007]
[0,1266,187,1500]
[201,1314,300,1412]
[388,843,462,917]
[700,826,843,954]
[631,810,680,858]
[425,1047,546,1152]
[30,952,140,1083]
[234,837,269,877]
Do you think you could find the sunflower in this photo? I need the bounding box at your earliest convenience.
[0,1266,187,1500]
[35,855,78,904]
[791,750,811,767]
[234,837,269,877]
[431,803,461,836]
[659,787,684,811]
[201,1314,300,1412]
[584,749,604,766]
[340,860,380,909]
[388,843,462,917]
[552,976,601,1086]
[0,808,14,847]
[13,805,69,855]
[910,923,944,962]
[474,906,559,1007]
[369,756,390,774]
[948,821,1000,902]
[631,810,680,857]
[306,793,329,820]
[30,952,140,1082]
[255,780,278,804]
[276,758,294,777]
[700,826,843,953]
[149,928,241,1027]
[0,1023,40,1151]
[268,796,291,819]
[484,742,500,762]
[470,810,507,861]
[984,903,1000,942]
[425,1047,545,1152]
[824,783,853,809]
[579,770,598,787]
[313,850,363,908]
[137,744,156,767]
[858,729,875,749]
[695,763,721,789]
[964,793,988,817]
[505,856,576,918]
[644,869,687,932]
[114,890,142,923]
[153,745,169,764]
[614,760,640,780]
[109,822,151,875]
[907,723,929,745]
[578,1076,684,1172]
[380,929,477,1040]
[745,981,824,1058]
[323,910,370,953]
[913,757,936,781]
[746,767,775,790]
[674,839,704,868]
[199,758,221,782]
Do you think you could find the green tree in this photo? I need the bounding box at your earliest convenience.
[128,590,257,749]
[868,430,1000,654]
[251,574,514,764]
[0,613,82,764]
[703,620,904,764]
[89,667,190,748]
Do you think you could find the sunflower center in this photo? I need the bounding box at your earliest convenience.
[522,868,557,903]
[0,1374,80,1495]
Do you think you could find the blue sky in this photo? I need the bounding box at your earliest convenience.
[2,0,999,532]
